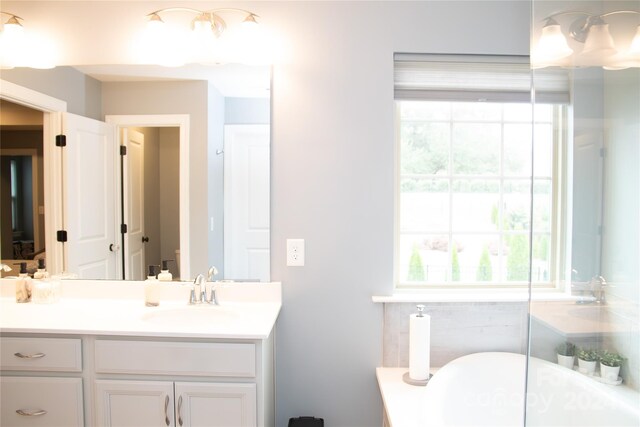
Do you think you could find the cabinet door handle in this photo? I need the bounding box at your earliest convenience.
[16,409,47,417]
[164,395,170,426]
[14,352,45,359]
[177,395,183,426]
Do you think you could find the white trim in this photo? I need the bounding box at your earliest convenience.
[0,79,66,275]
[105,114,190,280]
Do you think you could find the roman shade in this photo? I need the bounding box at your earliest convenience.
[394,53,570,104]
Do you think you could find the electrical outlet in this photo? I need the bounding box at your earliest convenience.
[286,239,305,266]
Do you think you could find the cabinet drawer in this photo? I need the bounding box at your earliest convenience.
[95,340,256,377]
[0,337,82,372]
[0,376,84,426]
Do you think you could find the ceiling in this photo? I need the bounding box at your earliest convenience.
[73,63,271,98]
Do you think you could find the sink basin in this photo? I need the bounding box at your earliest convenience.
[141,305,238,325]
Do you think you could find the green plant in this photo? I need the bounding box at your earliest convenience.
[476,246,492,281]
[407,245,425,281]
[599,350,625,367]
[451,243,460,281]
[577,348,598,362]
[506,234,529,281]
[555,342,575,357]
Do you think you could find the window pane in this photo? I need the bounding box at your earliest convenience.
[504,123,532,176]
[452,102,501,121]
[504,103,532,122]
[401,101,451,121]
[400,178,449,232]
[531,233,551,282]
[503,233,530,282]
[533,123,553,177]
[503,180,531,231]
[401,122,449,175]
[532,179,552,232]
[452,179,500,232]
[452,123,500,175]
[451,234,500,283]
[399,234,449,283]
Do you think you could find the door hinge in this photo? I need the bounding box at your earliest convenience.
[55,134,67,147]
[56,230,68,242]
[120,146,127,156]
[121,224,128,234]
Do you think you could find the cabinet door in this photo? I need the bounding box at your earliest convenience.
[1,376,84,426]
[95,380,174,427]
[175,382,256,427]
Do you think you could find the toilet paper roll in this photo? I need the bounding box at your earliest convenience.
[409,312,431,381]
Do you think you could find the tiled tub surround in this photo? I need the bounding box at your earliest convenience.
[382,302,529,368]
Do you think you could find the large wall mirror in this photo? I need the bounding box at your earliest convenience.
[0,64,270,282]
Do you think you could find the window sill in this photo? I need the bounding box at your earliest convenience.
[372,289,578,303]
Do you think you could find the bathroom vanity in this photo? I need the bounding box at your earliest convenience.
[0,280,281,427]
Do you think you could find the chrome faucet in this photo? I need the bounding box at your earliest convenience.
[574,275,607,305]
[189,270,219,305]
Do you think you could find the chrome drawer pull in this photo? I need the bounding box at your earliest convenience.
[164,395,170,426]
[177,395,183,426]
[16,409,47,416]
[14,352,46,359]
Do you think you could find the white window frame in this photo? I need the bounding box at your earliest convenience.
[393,100,570,292]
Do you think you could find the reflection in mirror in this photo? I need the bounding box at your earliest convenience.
[0,64,270,281]
[0,100,45,277]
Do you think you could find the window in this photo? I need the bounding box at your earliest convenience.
[394,55,569,289]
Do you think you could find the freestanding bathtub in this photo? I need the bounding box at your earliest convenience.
[420,352,640,426]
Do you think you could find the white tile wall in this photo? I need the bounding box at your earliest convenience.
[382,302,529,368]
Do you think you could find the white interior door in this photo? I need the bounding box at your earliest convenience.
[63,113,119,279]
[224,125,270,281]
[123,128,146,280]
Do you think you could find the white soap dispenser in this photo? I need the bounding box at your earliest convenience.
[144,265,160,307]
[158,259,173,282]
[14,262,32,303]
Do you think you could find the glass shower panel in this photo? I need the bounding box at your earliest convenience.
[527,0,639,425]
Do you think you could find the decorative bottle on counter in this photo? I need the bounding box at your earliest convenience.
[14,262,32,303]
[33,258,48,279]
[158,259,173,282]
[144,265,160,307]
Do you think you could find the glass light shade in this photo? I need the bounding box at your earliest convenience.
[537,23,573,61]
[629,25,640,56]
[3,16,24,36]
[581,23,617,58]
[192,14,212,35]
[146,13,164,31]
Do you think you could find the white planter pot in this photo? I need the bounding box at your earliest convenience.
[600,364,621,381]
[578,358,597,375]
[557,354,575,369]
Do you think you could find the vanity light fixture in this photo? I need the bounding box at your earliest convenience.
[140,7,263,66]
[533,9,640,69]
[145,7,258,39]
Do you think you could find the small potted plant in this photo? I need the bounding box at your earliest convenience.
[577,348,598,375]
[555,342,576,368]
[599,350,625,381]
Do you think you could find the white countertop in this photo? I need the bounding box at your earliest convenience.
[0,279,281,340]
[376,367,436,427]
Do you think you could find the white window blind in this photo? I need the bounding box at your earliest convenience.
[394,54,570,104]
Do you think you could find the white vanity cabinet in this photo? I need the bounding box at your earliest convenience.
[93,338,270,427]
[95,380,256,427]
[0,337,84,426]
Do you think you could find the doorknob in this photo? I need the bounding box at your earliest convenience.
[142,236,149,243]
[109,244,120,252]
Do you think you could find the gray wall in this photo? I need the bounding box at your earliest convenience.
[269,2,530,425]
[159,127,180,272]
[0,67,102,120]
[102,81,210,278]
[207,84,225,276]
